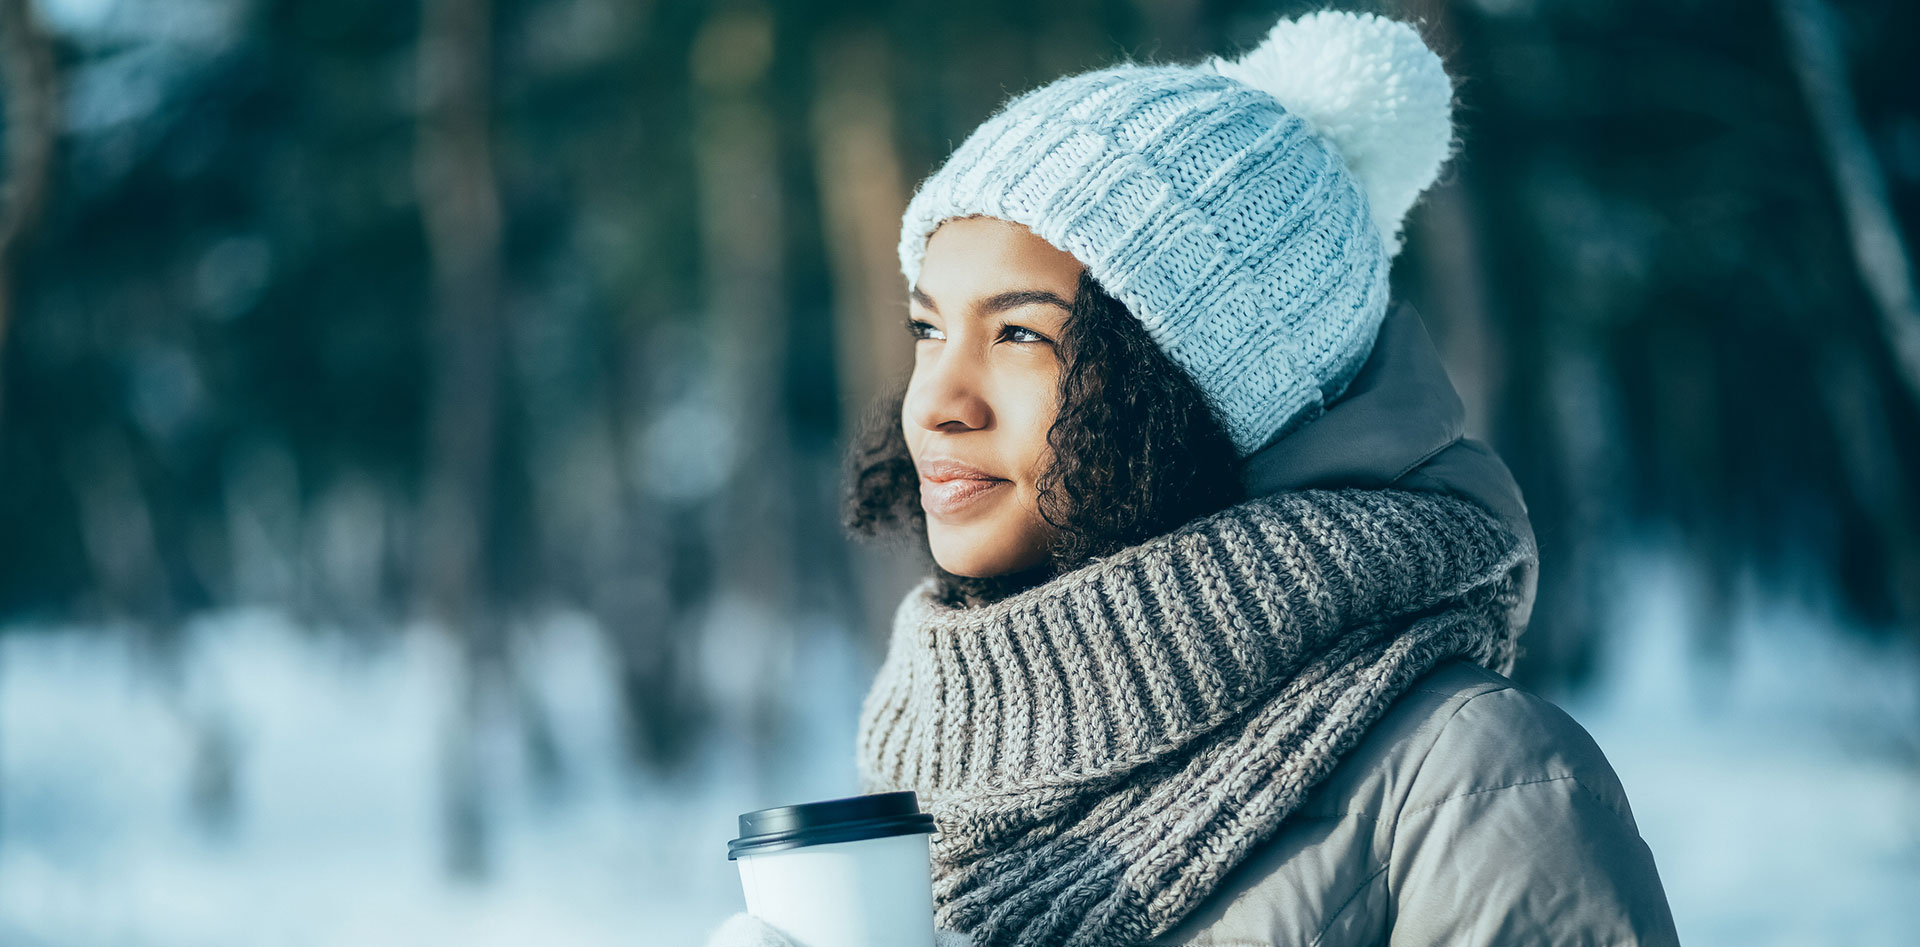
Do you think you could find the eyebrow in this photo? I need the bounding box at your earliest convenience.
[909,286,1074,318]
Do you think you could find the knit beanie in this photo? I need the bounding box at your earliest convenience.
[896,10,1459,455]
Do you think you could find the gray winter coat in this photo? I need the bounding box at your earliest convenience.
[1146,659,1679,946]
[1149,301,1680,946]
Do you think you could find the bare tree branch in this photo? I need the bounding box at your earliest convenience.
[1775,0,1920,408]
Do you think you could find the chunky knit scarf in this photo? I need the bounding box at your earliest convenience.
[854,488,1536,947]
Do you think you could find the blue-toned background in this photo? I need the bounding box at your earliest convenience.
[0,0,1915,943]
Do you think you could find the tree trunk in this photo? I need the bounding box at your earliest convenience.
[807,26,924,646]
[414,0,507,882]
[0,0,58,422]
[689,6,797,785]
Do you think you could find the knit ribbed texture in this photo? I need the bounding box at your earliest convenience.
[897,63,1390,456]
[854,489,1535,947]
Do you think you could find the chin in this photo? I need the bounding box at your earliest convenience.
[926,521,1045,578]
[927,539,1013,578]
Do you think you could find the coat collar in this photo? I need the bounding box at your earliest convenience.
[1239,300,1539,635]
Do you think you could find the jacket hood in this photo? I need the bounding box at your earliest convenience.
[1238,299,1539,635]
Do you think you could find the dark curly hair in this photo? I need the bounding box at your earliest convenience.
[842,269,1245,607]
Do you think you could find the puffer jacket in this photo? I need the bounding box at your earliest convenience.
[1146,659,1679,945]
[1147,299,1678,945]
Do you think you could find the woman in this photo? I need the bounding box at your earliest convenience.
[711,10,1678,946]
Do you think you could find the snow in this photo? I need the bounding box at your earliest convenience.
[1553,542,1920,946]
[1,540,1915,945]
[0,606,876,946]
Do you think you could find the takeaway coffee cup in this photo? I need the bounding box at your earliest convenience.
[726,790,938,947]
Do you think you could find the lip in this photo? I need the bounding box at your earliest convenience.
[920,476,1008,517]
[915,456,1009,518]
[916,457,1001,482]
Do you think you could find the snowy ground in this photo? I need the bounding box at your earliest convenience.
[1,542,1916,946]
[1551,543,1920,946]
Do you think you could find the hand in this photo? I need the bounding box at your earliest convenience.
[704,913,797,947]
[702,912,976,947]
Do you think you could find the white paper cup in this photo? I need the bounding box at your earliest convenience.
[727,791,937,947]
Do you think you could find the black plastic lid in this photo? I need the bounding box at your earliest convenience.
[726,791,934,860]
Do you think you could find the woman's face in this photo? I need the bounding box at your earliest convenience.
[904,216,1084,577]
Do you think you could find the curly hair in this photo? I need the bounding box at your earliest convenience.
[842,269,1244,607]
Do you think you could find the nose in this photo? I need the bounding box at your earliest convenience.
[903,349,990,433]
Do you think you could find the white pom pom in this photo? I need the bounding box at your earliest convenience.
[1204,10,1456,257]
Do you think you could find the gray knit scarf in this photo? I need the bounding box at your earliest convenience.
[854,488,1536,947]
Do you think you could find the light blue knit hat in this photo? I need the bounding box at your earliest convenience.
[897,10,1459,455]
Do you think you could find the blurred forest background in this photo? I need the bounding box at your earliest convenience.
[1,0,1917,944]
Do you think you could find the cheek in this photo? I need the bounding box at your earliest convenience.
[1005,377,1060,482]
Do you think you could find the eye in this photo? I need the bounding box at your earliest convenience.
[1000,324,1052,345]
[906,318,944,342]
